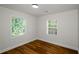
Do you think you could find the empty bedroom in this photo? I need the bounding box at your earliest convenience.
[0,4,79,54]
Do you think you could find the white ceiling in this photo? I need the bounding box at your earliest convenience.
[0,4,79,16]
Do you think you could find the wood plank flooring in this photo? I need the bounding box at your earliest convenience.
[2,40,78,54]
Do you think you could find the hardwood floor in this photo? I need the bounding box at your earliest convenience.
[2,40,78,54]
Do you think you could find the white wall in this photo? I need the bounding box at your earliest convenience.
[0,6,78,53]
[37,9,78,50]
[0,7,36,53]
[78,9,79,53]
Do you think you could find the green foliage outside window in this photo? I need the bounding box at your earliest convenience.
[48,20,57,35]
[11,17,26,37]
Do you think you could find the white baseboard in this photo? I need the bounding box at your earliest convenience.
[0,39,78,53]
[38,39,78,51]
[0,39,36,53]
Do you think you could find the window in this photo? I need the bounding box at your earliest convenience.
[47,20,57,35]
[11,17,26,37]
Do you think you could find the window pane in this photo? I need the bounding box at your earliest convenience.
[48,20,57,35]
[11,17,26,37]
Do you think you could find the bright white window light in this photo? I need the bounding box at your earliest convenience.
[32,4,39,8]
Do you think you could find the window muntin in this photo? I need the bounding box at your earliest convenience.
[47,20,57,35]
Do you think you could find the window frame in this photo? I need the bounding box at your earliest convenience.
[47,20,57,35]
[11,17,26,37]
